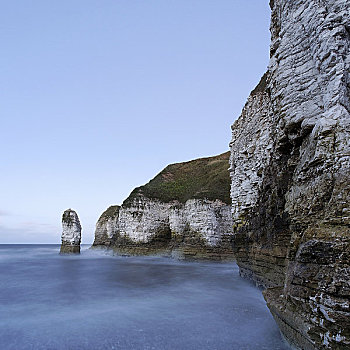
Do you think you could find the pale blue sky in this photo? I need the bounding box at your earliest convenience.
[1,0,270,243]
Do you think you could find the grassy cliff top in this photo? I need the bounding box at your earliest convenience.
[98,205,120,223]
[123,151,231,206]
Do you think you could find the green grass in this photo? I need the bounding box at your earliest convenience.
[98,205,120,222]
[123,151,231,206]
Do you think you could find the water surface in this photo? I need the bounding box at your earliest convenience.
[0,245,289,350]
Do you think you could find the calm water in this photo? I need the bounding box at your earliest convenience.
[0,245,289,350]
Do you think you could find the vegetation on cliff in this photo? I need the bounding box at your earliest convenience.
[123,151,231,206]
[98,205,120,223]
[250,71,268,95]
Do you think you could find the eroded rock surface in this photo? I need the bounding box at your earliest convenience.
[229,0,350,348]
[60,209,82,254]
[93,152,234,260]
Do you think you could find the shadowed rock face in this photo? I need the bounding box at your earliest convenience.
[230,0,350,349]
[60,209,81,254]
[93,152,234,260]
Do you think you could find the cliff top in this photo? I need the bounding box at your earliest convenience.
[123,151,231,206]
[98,205,120,223]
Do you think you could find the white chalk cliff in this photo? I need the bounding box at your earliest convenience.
[93,152,234,260]
[230,0,350,349]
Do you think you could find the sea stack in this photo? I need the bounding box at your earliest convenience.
[60,209,82,254]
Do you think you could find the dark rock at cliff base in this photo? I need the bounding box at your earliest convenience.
[229,0,350,349]
[93,152,234,261]
[60,209,82,254]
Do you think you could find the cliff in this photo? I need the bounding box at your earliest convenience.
[93,152,234,260]
[229,0,350,349]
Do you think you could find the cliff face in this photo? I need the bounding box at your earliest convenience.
[230,0,350,349]
[93,152,234,260]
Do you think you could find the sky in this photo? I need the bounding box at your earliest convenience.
[1,0,271,244]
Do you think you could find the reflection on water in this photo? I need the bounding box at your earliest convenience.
[0,245,289,350]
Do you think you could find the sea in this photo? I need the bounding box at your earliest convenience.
[0,244,291,350]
